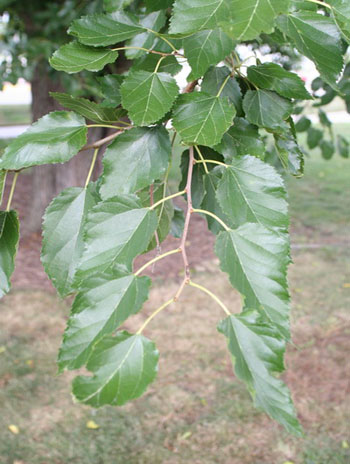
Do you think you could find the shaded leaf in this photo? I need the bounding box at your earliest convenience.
[125,11,166,59]
[58,270,151,370]
[0,210,19,298]
[320,140,335,160]
[0,171,6,207]
[0,112,87,170]
[215,223,291,338]
[50,42,118,74]
[75,195,158,280]
[73,332,158,407]
[294,116,311,132]
[170,206,185,238]
[217,155,289,231]
[132,53,182,76]
[104,0,133,12]
[274,130,304,176]
[100,126,171,198]
[96,74,124,108]
[184,29,234,79]
[121,71,179,126]
[169,0,231,34]
[243,90,293,132]
[277,12,343,86]
[307,127,323,149]
[220,0,289,41]
[41,185,99,298]
[247,63,311,100]
[338,134,349,158]
[218,311,303,436]
[69,12,143,47]
[172,92,236,146]
[50,92,124,124]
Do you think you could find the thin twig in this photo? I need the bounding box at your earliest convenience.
[81,130,122,152]
[183,79,199,94]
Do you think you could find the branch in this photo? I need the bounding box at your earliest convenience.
[81,130,122,152]
[183,79,199,94]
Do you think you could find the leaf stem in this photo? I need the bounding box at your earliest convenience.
[304,0,331,9]
[216,73,232,97]
[147,29,178,53]
[194,145,209,174]
[0,171,7,207]
[150,189,186,210]
[81,130,123,152]
[136,298,174,334]
[192,208,230,231]
[87,124,126,130]
[85,148,99,188]
[189,281,231,316]
[135,248,181,276]
[195,159,228,168]
[6,171,19,212]
[111,45,172,56]
[154,55,167,73]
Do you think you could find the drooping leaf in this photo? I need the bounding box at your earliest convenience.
[172,92,236,146]
[170,205,185,238]
[220,0,290,41]
[338,134,350,158]
[247,63,311,100]
[0,112,87,170]
[274,128,304,176]
[0,210,19,298]
[146,0,173,11]
[132,53,182,76]
[50,93,124,124]
[276,12,343,86]
[307,127,323,149]
[41,185,99,298]
[121,71,179,126]
[215,223,291,338]
[75,195,158,280]
[320,140,335,160]
[201,66,243,116]
[96,74,124,108]
[184,29,234,79]
[50,42,119,74]
[243,90,293,132]
[328,0,350,43]
[73,332,159,407]
[217,156,289,231]
[68,12,143,47]
[294,116,311,132]
[58,271,151,370]
[180,151,206,208]
[318,109,332,128]
[125,11,166,59]
[214,117,265,162]
[218,311,303,436]
[169,0,231,34]
[100,126,171,198]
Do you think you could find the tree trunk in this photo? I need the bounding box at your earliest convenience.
[28,63,100,231]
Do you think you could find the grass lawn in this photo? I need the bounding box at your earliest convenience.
[0,128,349,462]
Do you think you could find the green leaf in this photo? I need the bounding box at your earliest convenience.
[214,117,265,162]
[169,0,231,34]
[68,12,143,47]
[0,112,87,170]
[276,12,343,86]
[50,42,118,74]
[120,71,179,126]
[125,11,166,59]
[201,168,232,235]
[274,130,304,177]
[247,63,311,100]
[294,116,311,132]
[220,0,290,41]
[180,152,206,208]
[100,126,171,198]
[104,0,133,13]
[243,90,293,132]
[146,0,173,11]
[58,271,151,371]
[75,195,158,280]
[184,29,234,79]
[201,66,243,116]
[50,93,124,124]
[132,53,182,76]
[73,331,158,407]
[307,127,323,149]
[318,109,331,128]
[97,75,124,108]
[41,185,99,298]
[217,156,289,231]
[337,134,349,158]
[0,210,19,298]
[170,206,185,238]
[320,140,335,160]
[0,171,6,207]
[218,311,303,436]
[328,0,350,43]
[172,92,236,146]
[215,223,291,338]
